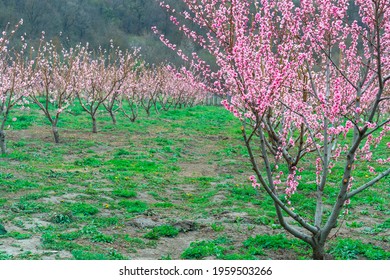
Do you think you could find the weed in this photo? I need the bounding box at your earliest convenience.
[75,157,102,167]
[243,234,309,258]
[91,217,120,228]
[70,203,99,216]
[7,231,32,240]
[329,238,390,260]
[58,231,82,241]
[221,253,258,260]
[254,216,272,226]
[50,212,74,224]
[0,173,13,179]
[18,251,42,260]
[72,249,126,260]
[0,251,12,260]
[11,201,48,213]
[112,188,137,198]
[114,149,131,156]
[91,233,115,243]
[152,202,175,208]
[160,254,172,260]
[211,222,225,232]
[346,221,364,228]
[5,180,40,192]
[107,249,127,260]
[118,200,148,213]
[12,219,24,228]
[144,225,179,240]
[123,236,147,249]
[0,198,7,207]
[19,192,47,201]
[181,239,226,260]
[81,225,99,235]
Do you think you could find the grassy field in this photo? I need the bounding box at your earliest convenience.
[0,103,389,260]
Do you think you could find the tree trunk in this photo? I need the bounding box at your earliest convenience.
[92,116,97,133]
[0,129,6,154]
[109,111,117,125]
[52,125,60,144]
[311,242,325,260]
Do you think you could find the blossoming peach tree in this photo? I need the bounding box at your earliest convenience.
[155,0,389,259]
[0,20,32,154]
[29,36,80,143]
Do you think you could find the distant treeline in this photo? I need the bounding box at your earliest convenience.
[0,0,361,65]
[0,0,195,65]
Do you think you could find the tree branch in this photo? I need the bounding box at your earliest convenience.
[242,122,318,235]
[346,168,390,200]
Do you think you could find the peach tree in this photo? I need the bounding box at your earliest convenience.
[155,0,390,259]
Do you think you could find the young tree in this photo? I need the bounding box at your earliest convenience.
[138,66,161,116]
[156,65,174,111]
[29,36,77,143]
[155,0,389,259]
[0,20,31,154]
[102,48,141,125]
[75,45,138,133]
[158,64,205,110]
[119,61,144,123]
[120,82,140,122]
[75,46,112,133]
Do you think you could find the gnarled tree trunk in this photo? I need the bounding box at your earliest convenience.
[92,116,97,133]
[311,237,326,260]
[52,125,60,144]
[0,129,6,154]
[109,111,117,125]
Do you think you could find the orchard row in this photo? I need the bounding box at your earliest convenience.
[1,23,206,152]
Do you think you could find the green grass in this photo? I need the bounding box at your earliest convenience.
[7,231,32,240]
[75,157,102,167]
[243,234,310,258]
[0,102,388,260]
[112,188,137,198]
[49,212,74,224]
[211,222,225,232]
[181,237,230,259]
[118,200,148,213]
[0,251,12,260]
[329,238,390,260]
[69,203,99,216]
[72,249,126,260]
[144,225,180,240]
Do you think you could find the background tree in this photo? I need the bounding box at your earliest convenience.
[0,20,31,154]
[29,37,78,143]
[102,48,141,125]
[74,45,139,133]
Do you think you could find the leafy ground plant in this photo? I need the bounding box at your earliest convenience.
[144,225,179,240]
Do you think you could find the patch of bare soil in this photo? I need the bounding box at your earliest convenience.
[327,206,390,252]
[179,163,217,177]
[0,223,72,260]
[7,126,54,142]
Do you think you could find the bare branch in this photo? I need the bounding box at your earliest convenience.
[346,168,390,200]
[242,124,318,235]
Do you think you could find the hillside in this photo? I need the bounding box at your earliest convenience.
[0,0,188,64]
